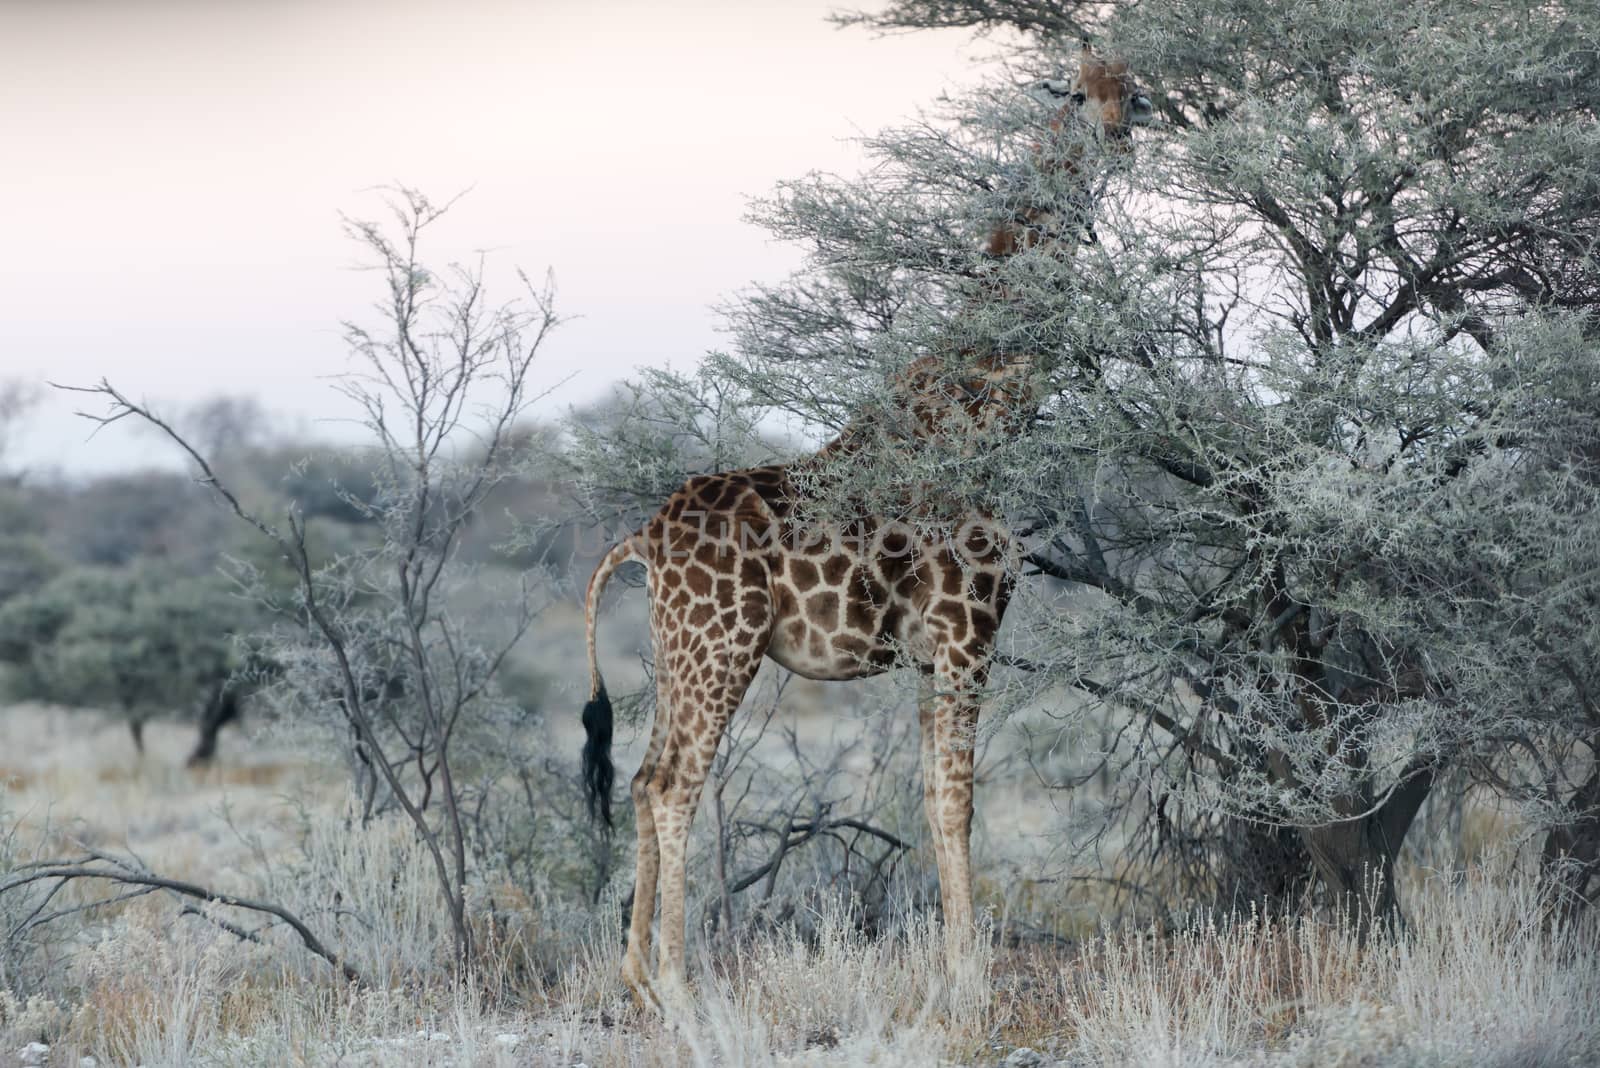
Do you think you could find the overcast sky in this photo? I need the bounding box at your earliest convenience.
[1,0,992,476]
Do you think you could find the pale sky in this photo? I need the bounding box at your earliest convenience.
[0,0,992,475]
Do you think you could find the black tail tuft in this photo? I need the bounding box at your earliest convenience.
[581,686,615,830]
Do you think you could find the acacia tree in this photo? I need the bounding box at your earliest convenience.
[0,565,241,753]
[571,1,1600,922]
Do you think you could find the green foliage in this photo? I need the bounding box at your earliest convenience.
[0,533,61,609]
[571,0,1600,909]
[0,565,246,720]
[556,366,789,534]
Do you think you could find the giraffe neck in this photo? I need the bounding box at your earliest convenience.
[806,102,1121,486]
[985,105,1116,260]
[809,351,1035,470]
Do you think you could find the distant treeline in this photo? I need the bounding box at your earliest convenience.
[0,415,579,756]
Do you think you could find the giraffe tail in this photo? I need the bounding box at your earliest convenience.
[581,536,642,830]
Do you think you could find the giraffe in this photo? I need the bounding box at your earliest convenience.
[989,43,1153,257]
[578,44,1152,1010]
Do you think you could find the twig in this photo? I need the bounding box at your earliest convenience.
[180,904,268,947]
[2,861,361,984]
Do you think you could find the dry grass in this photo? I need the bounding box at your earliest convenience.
[4,702,1599,1067]
[1051,876,1600,1067]
[0,702,345,871]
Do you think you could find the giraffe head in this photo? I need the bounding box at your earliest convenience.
[1031,42,1153,153]
[983,43,1151,256]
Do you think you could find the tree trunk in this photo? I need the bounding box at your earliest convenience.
[128,717,145,754]
[1297,762,1434,935]
[1541,764,1600,912]
[186,683,242,767]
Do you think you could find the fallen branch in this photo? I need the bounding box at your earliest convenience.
[2,856,362,985]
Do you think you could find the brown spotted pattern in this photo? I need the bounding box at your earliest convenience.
[590,461,1013,1008]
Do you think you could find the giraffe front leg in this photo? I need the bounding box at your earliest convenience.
[917,672,952,913]
[931,693,979,941]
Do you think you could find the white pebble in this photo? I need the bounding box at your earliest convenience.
[1004,1049,1046,1068]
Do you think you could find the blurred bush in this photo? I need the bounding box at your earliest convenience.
[0,565,248,750]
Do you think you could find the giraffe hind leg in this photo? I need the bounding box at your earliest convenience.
[649,617,771,1007]
[620,628,678,1010]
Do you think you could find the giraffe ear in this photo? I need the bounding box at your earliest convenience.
[1030,79,1083,106]
[1078,38,1103,78]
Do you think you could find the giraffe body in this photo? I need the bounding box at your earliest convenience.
[633,463,1014,684]
[584,456,1011,1007]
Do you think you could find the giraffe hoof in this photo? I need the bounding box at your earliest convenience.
[627,982,660,1016]
[621,955,660,1014]
[654,973,695,1020]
